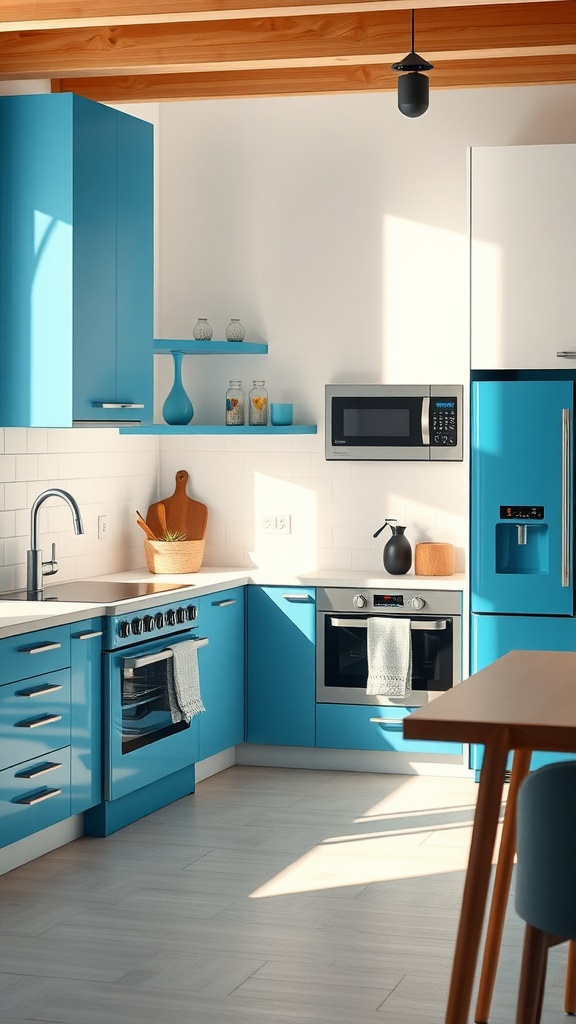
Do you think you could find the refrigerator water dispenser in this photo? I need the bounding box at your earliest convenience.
[495,521,549,574]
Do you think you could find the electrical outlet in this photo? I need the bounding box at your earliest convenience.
[276,513,291,534]
[262,514,276,534]
[98,515,108,540]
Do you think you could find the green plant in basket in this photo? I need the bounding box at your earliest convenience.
[157,528,188,542]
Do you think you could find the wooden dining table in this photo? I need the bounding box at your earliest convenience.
[403,648,576,1024]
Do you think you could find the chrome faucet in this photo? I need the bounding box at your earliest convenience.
[27,488,85,596]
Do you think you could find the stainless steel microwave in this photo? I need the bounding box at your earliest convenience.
[325,384,463,461]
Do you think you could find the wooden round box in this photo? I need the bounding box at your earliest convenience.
[414,542,455,576]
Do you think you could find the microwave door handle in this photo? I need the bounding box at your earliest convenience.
[421,397,430,445]
[123,637,209,671]
[329,617,447,631]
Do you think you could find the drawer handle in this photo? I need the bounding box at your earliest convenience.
[16,761,62,779]
[557,351,576,359]
[17,683,63,698]
[75,631,103,641]
[15,788,62,806]
[92,402,145,409]
[22,641,62,655]
[15,713,62,729]
[213,599,236,607]
[281,593,311,601]
[370,717,405,724]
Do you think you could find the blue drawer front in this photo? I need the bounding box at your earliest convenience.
[0,747,71,847]
[0,625,70,685]
[316,704,462,755]
[1,669,71,770]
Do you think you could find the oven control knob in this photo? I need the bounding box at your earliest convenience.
[353,594,368,609]
[154,612,164,629]
[410,597,425,610]
[131,617,143,635]
[186,604,197,621]
[166,608,176,626]
[118,620,131,638]
[143,614,155,632]
[176,607,186,624]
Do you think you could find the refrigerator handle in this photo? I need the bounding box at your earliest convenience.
[562,407,571,588]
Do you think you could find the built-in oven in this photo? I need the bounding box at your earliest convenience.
[102,597,208,802]
[316,587,461,707]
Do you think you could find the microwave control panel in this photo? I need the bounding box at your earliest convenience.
[430,397,458,447]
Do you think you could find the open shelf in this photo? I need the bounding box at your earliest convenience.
[119,424,317,435]
[154,339,268,355]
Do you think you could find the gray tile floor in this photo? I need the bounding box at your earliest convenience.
[0,766,569,1022]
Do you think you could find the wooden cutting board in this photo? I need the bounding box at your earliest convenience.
[146,470,208,541]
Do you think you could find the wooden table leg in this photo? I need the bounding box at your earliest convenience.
[444,731,511,1024]
[564,940,576,1014]
[474,748,532,1023]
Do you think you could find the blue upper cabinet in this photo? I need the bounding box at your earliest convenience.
[0,93,153,427]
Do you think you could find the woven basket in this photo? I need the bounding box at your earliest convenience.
[144,538,205,574]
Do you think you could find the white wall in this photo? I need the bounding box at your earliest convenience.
[154,84,576,573]
[0,83,575,584]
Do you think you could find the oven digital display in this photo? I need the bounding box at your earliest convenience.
[373,594,404,607]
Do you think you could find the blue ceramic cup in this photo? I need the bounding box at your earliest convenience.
[270,403,293,426]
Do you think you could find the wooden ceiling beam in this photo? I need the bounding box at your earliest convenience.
[2,3,575,79]
[2,0,561,30]
[53,53,576,102]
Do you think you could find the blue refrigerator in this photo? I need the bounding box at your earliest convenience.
[471,376,576,775]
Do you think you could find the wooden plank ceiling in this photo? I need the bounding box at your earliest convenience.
[2,0,576,102]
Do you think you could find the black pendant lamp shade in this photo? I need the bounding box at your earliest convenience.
[391,10,434,118]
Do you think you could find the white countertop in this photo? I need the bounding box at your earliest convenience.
[0,567,467,639]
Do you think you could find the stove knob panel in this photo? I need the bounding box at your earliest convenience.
[176,607,186,624]
[131,617,143,635]
[143,614,155,632]
[352,594,368,609]
[186,604,197,621]
[118,620,131,638]
[166,609,176,626]
[154,612,164,629]
[410,597,425,610]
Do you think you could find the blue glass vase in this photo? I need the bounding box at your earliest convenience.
[162,351,194,425]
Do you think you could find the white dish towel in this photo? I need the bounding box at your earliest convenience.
[366,617,412,698]
[168,639,205,724]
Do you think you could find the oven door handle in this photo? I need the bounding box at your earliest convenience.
[122,637,208,671]
[329,617,448,631]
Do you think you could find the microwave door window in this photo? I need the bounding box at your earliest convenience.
[333,398,424,447]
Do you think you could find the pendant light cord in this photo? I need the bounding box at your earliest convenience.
[411,9,415,52]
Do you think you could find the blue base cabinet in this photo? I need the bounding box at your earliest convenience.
[0,93,153,427]
[198,587,245,761]
[316,704,462,755]
[247,586,316,747]
[471,613,576,774]
[70,619,103,815]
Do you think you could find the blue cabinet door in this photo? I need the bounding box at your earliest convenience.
[198,587,245,761]
[471,613,576,773]
[70,618,103,815]
[471,380,574,615]
[0,93,153,427]
[247,586,315,747]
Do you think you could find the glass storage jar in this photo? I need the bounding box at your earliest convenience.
[249,381,268,426]
[226,319,245,342]
[226,381,245,426]
[193,318,213,341]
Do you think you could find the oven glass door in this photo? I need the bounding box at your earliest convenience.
[104,632,206,801]
[330,396,427,449]
[318,613,455,706]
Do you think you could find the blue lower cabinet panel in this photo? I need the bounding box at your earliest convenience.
[0,747,71,847]
[0,625,71,687]
[470,613,576,775]
[1,669,71,770]
[70,619,103,814]
[316,704,462,755]
[84,764,195,837]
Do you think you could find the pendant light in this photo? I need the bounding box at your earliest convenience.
[391,10,434,118]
